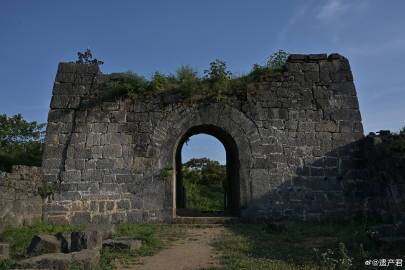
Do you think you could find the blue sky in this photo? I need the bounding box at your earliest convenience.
[1,1,404,164]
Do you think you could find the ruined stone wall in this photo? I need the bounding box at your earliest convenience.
[0,166,43,231]
[345,133,405,222]
[42,53,364,224]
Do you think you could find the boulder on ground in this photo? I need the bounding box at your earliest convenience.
[0,242,10,260]
[84,230,103,250]
[70,232,87,252]
[72,249,100,268]
[55,232,71,253]
[20,249,100,270]
[103,238,142,251]
[27,235,62,256]
[70,230,103,251]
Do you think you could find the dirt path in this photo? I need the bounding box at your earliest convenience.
[119,226,224,270]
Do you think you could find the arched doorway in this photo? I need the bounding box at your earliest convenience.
[174,125,240,217]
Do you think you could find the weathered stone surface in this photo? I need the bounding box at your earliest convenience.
[0,166,43,231]
[0,243,9,260]
[27,235,62,256]
[40,54,376,223]
[55,232,71,253]
[102,238,142,251]
[70,232,87,252]
[20,249,100,270]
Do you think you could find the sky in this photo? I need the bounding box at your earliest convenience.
[1,0,404,164]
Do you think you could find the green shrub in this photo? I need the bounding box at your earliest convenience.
[102,71,148,100]
[76,49,103,65]
[267,49,289,70]
[100,52,288,102]
[182,158,226,212]
[0,114,45,172]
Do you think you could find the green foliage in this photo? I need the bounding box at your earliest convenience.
[203,59,232,96]
[267,49,289,70]
[0,114,45,172]
[314,243,352,270]
[182,158,226,212]
[213,221,385,270]
[100,51,287,102]
[0,222,83,259]
[160,167,173,178]
[400,126,405,134]
[175,65,201,95]
[204,59,232,81]
[76,49,104,65]
[102,71,149,100]
[37,181,55,200]
[0,259,14,270]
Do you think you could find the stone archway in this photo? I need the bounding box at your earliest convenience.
[42,54,364,224]
[174,125,241,217]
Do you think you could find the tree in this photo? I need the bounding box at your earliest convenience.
[204,60,232,81]
[0,114,45,172]
[267,50,289,70]
[204,59,232,96]
[182,157,227,211]
[76,49,104,65]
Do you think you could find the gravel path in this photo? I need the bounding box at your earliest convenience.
[118,226,223,270]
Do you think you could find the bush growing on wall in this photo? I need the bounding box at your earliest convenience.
[101,51,289,101]
[76,49,104,65]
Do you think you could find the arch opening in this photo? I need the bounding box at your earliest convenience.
[174,125,240,217]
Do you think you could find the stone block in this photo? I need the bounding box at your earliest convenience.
[27,235,62,256]
[316,120,338,132]
[0,243,9,260]
[102,144,122,158]
[51,95,81,109]
[20,249,100,270]
[103,238,142,251]
[67,230,103,251]
[71,212,91,224]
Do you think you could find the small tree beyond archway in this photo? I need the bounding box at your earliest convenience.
[174,125,240,217]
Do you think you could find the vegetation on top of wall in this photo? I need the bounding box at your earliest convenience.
[101,50,289,102]
[0,114,45,172]
[76,49,104,65]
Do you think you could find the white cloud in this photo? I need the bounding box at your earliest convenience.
[316,0,351,21]
[275,1,315,47]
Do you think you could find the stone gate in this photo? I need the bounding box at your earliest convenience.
[42,53,364,224]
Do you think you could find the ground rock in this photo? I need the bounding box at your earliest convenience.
[20,249,100,270]
[70,232,87,252]
[27,235,62,256]
[55,232,71,253]
[84,230,103,250]
[70,230,103,252]
[102,238,142,251]
[0,242,10,260]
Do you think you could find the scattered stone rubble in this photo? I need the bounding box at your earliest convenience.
[16,227,142,270]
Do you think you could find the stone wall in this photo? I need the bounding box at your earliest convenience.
[42,53,365,224]
[0,166,43,231]
[345,133,405,222]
